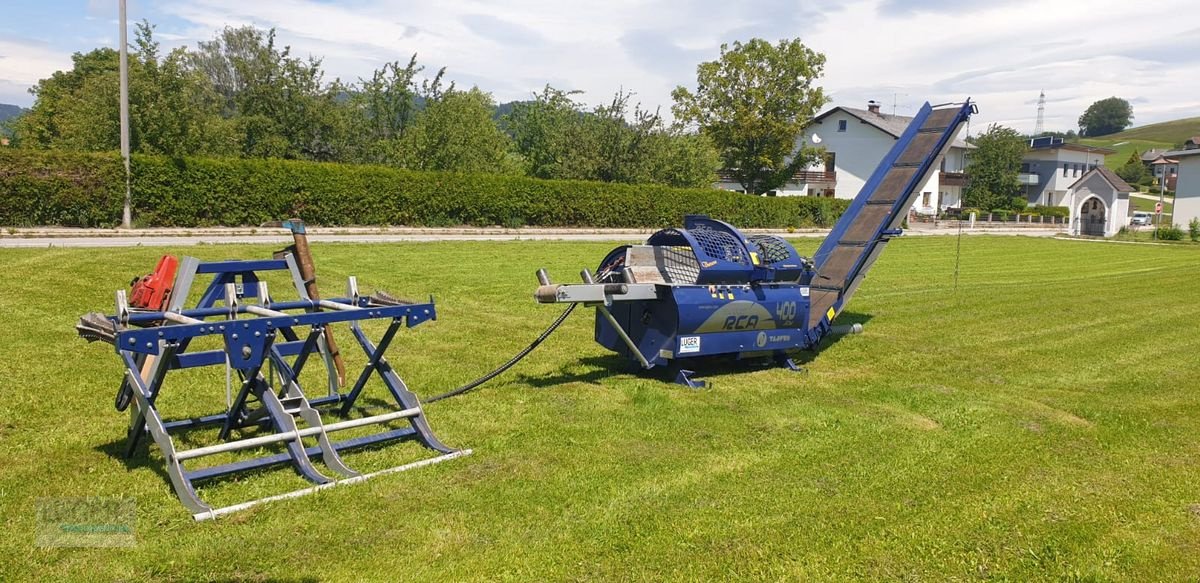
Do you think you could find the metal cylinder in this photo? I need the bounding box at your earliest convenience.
[534,285,561,304]
[602,284,629,295]
[536,268,551,287]
[830,323,864,336]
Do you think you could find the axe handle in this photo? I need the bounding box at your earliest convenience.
[290,230,348,387]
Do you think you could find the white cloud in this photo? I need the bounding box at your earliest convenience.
[0,39,73,104]
[4,0,1199,131]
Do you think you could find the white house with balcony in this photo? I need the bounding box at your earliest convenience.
[715,101,973,215]
[1019,138,1116,207]
[1166,146,1200,229]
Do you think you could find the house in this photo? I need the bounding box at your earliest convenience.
[1066,166,1133,237]
[716,100,973,215]
[1167,147,1200,228]
[1141,149,1178,182]
[1019,137,1116,207]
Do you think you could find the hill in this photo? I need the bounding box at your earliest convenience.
[1074,117,1200,167]
[1106,116,1200,146]
[0,103,25,123]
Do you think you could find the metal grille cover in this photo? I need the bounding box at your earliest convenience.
[689,225,749,265]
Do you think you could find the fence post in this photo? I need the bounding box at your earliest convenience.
[970,212,977,229]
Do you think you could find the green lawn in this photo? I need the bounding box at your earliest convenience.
[1129,195,1174,215]
[3,237,1200,580]
[1077,138,1174,169]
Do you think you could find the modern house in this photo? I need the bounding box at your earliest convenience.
[716,101,973,215]
[1142,148,1179,182]
[1019,137,1116,207]
[1166,146,1200,229]
[1065,166,1133,237]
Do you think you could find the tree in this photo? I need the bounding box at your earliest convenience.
[15,22,229,156]
[1115,150,1147,184]
[963,124,1026,210]
[184,26,345,160]
[1078,97,1133,137]
[506,86,598,180]
[393,87,519,174]
[671,38,827,194]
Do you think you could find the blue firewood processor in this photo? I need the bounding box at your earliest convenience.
[76,99,974,519]
[533,100,976,387]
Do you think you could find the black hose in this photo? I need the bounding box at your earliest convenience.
[425,303,578,403]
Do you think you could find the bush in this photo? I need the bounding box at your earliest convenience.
[1007,196,1029,212]
[1189,218,1200,242]
[989,208,1013,221]
[1031,205,1070,218]
[0,149,849,229]
[1155,225,1185,241]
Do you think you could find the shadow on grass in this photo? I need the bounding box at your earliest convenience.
[516,311,874,389]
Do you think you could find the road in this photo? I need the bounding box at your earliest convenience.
[0,224,1066,248]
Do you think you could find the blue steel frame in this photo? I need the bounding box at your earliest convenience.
[108,257,462,518]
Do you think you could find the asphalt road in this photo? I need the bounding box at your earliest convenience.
[0,225,1065,248]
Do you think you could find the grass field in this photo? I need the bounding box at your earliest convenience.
[1106,117,1200,148]
[1077,138,1173,170]
[2,236,1200,580]
[1076,117,1200,168]
[1129,195,1174,215]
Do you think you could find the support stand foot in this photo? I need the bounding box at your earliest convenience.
[673,368,706,389]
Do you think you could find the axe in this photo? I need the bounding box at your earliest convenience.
[265,218,348,387]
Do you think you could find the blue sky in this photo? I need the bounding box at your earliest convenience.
[2,0,1197,133]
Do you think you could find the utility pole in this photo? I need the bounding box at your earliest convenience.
[119,0,131,229]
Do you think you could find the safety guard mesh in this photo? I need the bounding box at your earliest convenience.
[689,225,749,265]
[747,235,794,265]
[659,246,701,284]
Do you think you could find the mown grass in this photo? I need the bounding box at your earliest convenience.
[1129,195,1174,215]
[1078,138,1175,169]
[1,236,1199,581]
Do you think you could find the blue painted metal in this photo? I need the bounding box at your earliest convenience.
[94,256,464,516]
[578,100,976,386]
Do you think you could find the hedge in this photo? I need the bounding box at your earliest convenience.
[0,149,848,229]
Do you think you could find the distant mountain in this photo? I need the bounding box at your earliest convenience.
[0,103,25,123]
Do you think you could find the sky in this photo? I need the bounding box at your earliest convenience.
[1,0,1197,134]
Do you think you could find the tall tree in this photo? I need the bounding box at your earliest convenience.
[184,26,343,160]
[393,87,519,174]
[506,86,598,180]
[15,22,228,155]
[671,38,827,194]
[963,124,1026,210]
[1078,97,1133,137]
[1115,150,1147,184]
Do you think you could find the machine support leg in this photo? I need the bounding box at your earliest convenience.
[339,318,403,416]
[596,305,651,369]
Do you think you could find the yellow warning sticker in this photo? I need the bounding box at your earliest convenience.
[749,252,760,265]
[826,307,836,321]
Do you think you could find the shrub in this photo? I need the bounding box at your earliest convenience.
[990,208,1013,221]
[0,149,849,229]
[1189,218,1200,242]
[1155,225,1185,241]
[1031,205,1070,218]
[1007,196,1029,212]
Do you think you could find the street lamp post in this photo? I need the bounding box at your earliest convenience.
[118,0,131,229]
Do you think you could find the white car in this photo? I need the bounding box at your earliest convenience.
[1131,211,1153,226]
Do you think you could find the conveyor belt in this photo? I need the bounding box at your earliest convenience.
[808,101,974,329]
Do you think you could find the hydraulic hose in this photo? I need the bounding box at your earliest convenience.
[425,303,577,403]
